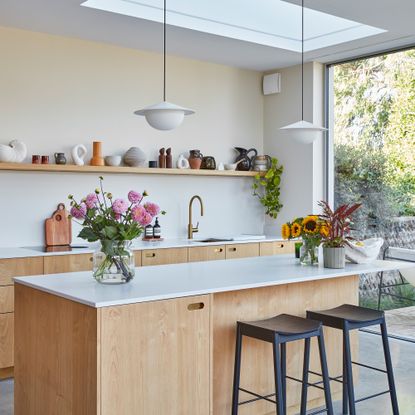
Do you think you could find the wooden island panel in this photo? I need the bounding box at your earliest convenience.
[212,275,359,415]
[100,295,211,415]
[43,253,94,274]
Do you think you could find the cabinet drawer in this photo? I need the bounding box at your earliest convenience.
[0,257,43,285]
[225,243,260,259]
[0,286,14,313]
[0,313,14,368]
[133,250,142,267]
[44,253,93,274]
[188,245,226,262]
[142,248,188,266]
[260,241,296,256]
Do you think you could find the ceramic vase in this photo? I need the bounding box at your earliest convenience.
[0,140,27,163]
[124,147,146,167]
[323,247,346,269]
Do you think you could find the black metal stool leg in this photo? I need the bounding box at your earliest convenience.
[232,325,243,415]
[318,330,334,415]
[380,320,400,415]
[281,342,287,415]
[273,334,284,415]
[343,341,348,414]
[343,326,356,415]
[300,337,311,415]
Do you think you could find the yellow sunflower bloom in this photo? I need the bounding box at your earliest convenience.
[281,223,291,240]
[320,223,330,238]
[291,222,302,238]
[302,216,319,234]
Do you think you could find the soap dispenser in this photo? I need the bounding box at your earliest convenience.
[153,217,161,239]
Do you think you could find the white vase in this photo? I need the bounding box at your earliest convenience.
[0,140,27,163]
[71,144,87,166]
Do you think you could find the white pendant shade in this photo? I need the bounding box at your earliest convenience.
[135,101,194,131]
[280,120,327,144]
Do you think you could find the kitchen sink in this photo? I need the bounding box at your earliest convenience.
[192,238,233,243]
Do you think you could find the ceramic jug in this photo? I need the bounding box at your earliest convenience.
[234,147,258,171]
[189,149,203,169]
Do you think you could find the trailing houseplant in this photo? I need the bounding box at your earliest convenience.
[318,200,361,268]
[281,215,326,265]
[69,177,165,284]
[252,157,283,219]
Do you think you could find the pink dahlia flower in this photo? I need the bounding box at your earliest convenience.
[70,203,87,219]
[85,193,98,209]
[128,190,142,204]
[131,205,146,222]
[112,199,129,215]
[144,202,160,217]
[139,212,153,227]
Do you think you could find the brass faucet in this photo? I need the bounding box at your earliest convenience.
[188,195,204,239]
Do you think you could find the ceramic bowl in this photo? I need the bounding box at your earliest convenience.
[105,155,122,167]
[224,163,238,170]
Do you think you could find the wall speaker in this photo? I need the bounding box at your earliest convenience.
[263,73,281,95]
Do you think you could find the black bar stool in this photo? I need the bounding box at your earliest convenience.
[307,304,399,415]
[232,313,334,415]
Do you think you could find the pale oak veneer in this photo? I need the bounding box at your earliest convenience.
[0,286,14,313]
[43,253,94,274]
[188,245,226,262]
[225,242,260,259]
[141,247,188,266]
[260,240,296,256]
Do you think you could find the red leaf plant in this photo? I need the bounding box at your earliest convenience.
[318,200,361,248]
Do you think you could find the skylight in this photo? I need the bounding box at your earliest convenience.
[81,0,386,52]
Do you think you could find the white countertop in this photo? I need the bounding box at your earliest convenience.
[0,236,285,259]
[14,256,415,308]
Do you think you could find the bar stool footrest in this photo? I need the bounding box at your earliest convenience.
[238,387,277,405]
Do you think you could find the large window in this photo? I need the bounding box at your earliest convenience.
[329,49,415,310]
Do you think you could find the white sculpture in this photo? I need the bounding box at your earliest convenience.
[177,154,190,169]
[71,144,87,166]
[0,140,27,163]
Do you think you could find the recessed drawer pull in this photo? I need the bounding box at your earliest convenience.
[229,247,237,252]
[279,244,284,248]
[214,248,223,253]
[187,302,204,311]
[89,257,93,262]
[145,252,156,258]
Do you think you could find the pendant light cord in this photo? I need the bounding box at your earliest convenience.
[301,0,304,121]
[163,0,166,102]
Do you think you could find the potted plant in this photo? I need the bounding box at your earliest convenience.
[281,215,324,265]
[252,157,283,219]
[69,177,165,284]
[318,200,361,269]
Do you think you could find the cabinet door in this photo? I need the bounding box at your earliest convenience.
[0,257,43,285]
[141,248,188,266]
[100,295,210,415]
[133,250,142,267]
[0,286,14,313]
[43,253,93,274]
[225,243,260,259]
[188,245,225,262]
[260,241,296,256]
[0,313,13,369]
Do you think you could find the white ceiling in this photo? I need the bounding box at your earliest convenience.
[0,0,415,71]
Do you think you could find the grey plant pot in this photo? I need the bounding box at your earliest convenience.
[323,247,346,269]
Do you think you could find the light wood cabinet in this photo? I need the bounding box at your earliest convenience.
[142,247,188,266]
[133,250,142,267]
[188,245,226,262]
[260,240,296,256]
[0,313,13,369]
[225,243,260,259]
[0,286,14,313]
[0,257,43,285]
[43,253,94,274]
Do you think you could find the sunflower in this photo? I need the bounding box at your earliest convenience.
[291,222,302,238]
[320,223,330,238]
[302,216,319,234]
[281,223,291,240]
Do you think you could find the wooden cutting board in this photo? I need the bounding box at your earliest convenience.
[45,203,72,247]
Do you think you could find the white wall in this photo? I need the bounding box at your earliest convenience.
[0,27,264,247]
[263,62,326,235]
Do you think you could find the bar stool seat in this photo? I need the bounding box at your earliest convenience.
[232,313,334,415]
[307,304,399,415]
[308,304,384,329]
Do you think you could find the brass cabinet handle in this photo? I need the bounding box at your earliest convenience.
[145,252,156,258]
[279,244,284,248]
[229,247,237,252]
[89,257,93,262]
[187,302,205,311]
[214,248,223,253]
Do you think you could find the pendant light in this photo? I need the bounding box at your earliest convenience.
[280,0,326,144]
[135,0,194,130]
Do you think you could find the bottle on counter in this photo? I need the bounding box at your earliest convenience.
[145,223,154,239]
[153,217,161,239]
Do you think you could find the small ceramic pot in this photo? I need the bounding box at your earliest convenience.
[252,155,272,172]
[323,247,346,269]
[41,155,49,164]
[189,149,203,169]
[54,153,67,165]
[201,156,216,170]
[105,155,122,167]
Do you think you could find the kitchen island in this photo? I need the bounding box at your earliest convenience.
[14,256,414,415]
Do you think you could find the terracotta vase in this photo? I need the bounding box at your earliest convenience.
[90,141,105,166]
[189,149,203,169]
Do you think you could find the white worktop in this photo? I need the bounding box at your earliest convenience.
[0,236,285,260]
[14,256,415,308]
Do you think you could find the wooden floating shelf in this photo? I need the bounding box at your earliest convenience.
[0,162,262,177]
